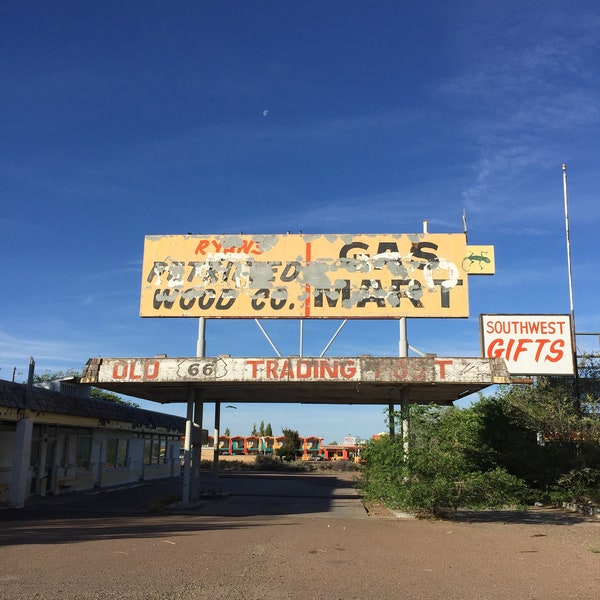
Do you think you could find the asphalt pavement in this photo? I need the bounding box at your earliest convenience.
[1,470,368,520]
[1,471,599,600]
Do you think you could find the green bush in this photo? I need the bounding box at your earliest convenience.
[327,459,360,472]
[359,405,530,516]
[254,455,289,470]
[360,364,600,516]
[359,435,406,503]
[550,468,600,504]
[460,467,529,509]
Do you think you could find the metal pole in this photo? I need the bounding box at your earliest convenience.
[562,164,580,401]
[25,357,35,410]
[401,391,410,457]
[399,318,408,357]
[213,401,221,491]
[197,318,206,358]
[254,319,282,357]
[182,390,194,504]
[184,317,207,502]
[191,397,203,501]
[398,218,428,358]
[319,320,348,357]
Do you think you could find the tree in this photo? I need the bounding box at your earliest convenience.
[259,420,265,436]
[90,387,139,407]
[275,428,300,461]
[360,356,600,514]
[360,405,527,516]
[573,353,600,444]
[478,363,600,501]
[360,434,405,502]
[34,369,80,383]
[34,370,139,407]
[251,422,258,436]
[224,427,231,437]
[265,422,273,436]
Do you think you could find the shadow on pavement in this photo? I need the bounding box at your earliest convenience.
[448,507,599,525]
[0,472,363,547]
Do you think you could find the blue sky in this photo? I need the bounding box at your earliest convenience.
[1,1,599,443]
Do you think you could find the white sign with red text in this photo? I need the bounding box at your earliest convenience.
[480,314,574,375]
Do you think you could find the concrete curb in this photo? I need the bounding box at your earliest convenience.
[562,501,600,518]
[391,510,416,519]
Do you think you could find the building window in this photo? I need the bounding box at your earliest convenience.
[0,420,17,433]
[75,434,92,470]
[143,436,172,465]
[151,437,160,464]
[144,438,152,465]
[106,438,128,469]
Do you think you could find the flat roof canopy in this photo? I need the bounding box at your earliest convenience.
[81,355,510,406]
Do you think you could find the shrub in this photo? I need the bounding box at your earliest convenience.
[460,467,529,509]
[359,435,406,504]
[551,468,600,504]
[359,405,530,516]
[254,455,284,470]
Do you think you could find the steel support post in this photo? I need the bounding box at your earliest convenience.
[182,390,194,504]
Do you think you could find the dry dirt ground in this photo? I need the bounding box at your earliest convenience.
[1,471,599,600]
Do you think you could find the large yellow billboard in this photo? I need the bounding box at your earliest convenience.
[140,233,472,318]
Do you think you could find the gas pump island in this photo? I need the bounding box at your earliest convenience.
[81,231,508,502]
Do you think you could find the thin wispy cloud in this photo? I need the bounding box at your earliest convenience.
[0,331,90,366]
[436,9,600,223]
[2,2,599,440]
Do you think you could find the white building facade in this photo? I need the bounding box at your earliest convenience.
[0,379,183,508]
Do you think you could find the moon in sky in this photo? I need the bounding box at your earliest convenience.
[262,109,269,117]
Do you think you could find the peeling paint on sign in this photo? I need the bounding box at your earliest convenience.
[140,233,472,318]
[85,356,508,385]
[81,356,511,405]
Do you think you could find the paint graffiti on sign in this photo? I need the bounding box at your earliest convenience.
[140,233,473,318]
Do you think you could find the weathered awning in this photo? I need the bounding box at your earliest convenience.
[81,355,510,406]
